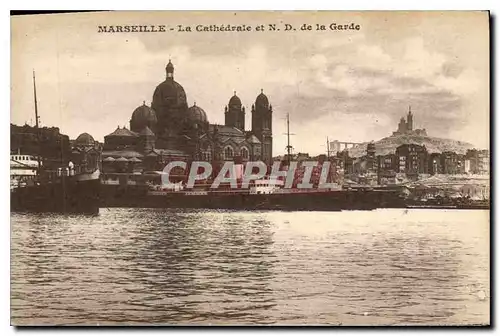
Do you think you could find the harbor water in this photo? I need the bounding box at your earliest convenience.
[11,208,490,326]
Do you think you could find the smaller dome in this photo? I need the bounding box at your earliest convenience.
[187,103,208,123]
[75,132,94,146]
[229,91,242,106]
[131,102,157,129]
[255,89,269,107]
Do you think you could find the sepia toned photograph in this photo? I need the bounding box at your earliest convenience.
[10,10,490,326]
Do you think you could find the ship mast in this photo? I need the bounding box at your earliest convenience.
[32,70,41,171]
[326,136,330,159]
[285,113,294,160]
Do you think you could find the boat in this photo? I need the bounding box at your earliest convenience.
[98,113,406,212]
[10,153,39,190]
[10,71,100,215]
[11,168,100,214]
[99,176,405,211]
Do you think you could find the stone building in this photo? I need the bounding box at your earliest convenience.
[70,132,101,173]
[366,142,376,171]
[377,153,398,174]
[101,60,272,175]
[465,149,490,175]
[440,151,466,175]
[395,144,428,176]
[428,152,443,175]
[336,150,354,175]
[392,106,427,136]
[11,123,70,170]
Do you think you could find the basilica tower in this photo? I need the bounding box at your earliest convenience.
[407,105,413,131]
[224,92,245,131]
[251,89,273,165]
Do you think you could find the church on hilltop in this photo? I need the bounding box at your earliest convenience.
[392,106,427,136]
[99,60,273,174]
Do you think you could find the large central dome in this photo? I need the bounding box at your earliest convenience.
[151,80,188,114]
[151,60,188,135]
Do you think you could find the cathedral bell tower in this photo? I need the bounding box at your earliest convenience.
[251,89,273,165]
[225,91,245,131]
[407,105,413,131]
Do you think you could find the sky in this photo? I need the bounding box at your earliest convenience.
[11,11,489,155]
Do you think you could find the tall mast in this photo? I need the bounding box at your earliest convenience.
[33,70,41,170]
[285,113,293,159]
[326,136,330,158]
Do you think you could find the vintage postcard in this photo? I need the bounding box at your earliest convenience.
[10,11,490,326]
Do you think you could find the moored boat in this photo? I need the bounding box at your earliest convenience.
[11,169,100,214]
[10,71,100,215]
[100,177,405,211]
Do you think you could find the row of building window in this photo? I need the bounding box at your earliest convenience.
[223,147,249,160]
[11,155,36,162]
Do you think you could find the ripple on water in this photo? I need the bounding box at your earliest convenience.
[11,208,489,326]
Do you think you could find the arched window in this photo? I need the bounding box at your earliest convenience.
[224,146,234,160]
[240,147,249,160]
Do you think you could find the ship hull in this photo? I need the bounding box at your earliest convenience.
[11,178,100,215]
[100,185,405,211]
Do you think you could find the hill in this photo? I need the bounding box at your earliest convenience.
[347,134,476,158]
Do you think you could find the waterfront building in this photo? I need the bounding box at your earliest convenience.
[428,152,443,175]
[466,149,490,175]
[376,154,398,185]
[477,150,490,175]
[441,151,465,175]
[457,154,466,174]
[395,144,428,176]
[11,123,70,170]
[366,142,376,172]
[70,133,101,174]
[101,60,271,175]
[336,149,354,175]
[377,153,398,174]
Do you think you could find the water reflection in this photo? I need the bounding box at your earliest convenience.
[121,209,277,324]
[11,209,489,325]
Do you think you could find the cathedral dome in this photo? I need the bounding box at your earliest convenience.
[255,89,269,107]
[131,102,157,130]
[228,92,242,107]
[131,102,157,133]
[75,132,94,146]
[187,103,208,124]
[152,79,188,114]
[151,60,188,126]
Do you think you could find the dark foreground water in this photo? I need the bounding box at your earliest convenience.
[11,208,489,326]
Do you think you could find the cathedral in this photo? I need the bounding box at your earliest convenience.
[100,60,273,174]
[392,106,427,137]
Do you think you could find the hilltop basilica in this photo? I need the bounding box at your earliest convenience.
[97,60,273,173]
[392,106,427,137]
